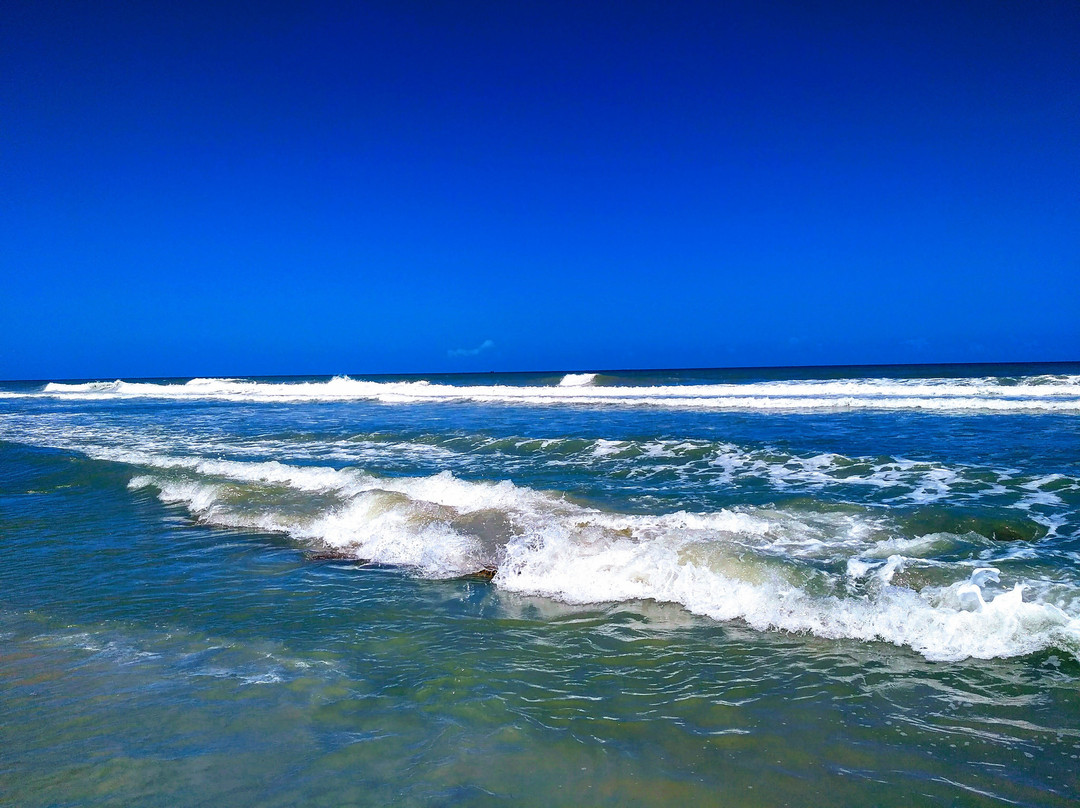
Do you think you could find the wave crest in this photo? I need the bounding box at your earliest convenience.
[120,453,1080,662]
[558,373,598,387]
[19,373,1080,412]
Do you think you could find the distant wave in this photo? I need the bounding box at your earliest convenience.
[558,372,597,387]
[7,374,1080,412]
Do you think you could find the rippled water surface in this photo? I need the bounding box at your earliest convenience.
[2,364,1079,805]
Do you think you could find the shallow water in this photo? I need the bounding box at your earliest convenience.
[2,364,1079,805]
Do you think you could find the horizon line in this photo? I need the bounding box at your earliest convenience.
[2,358,1078,385]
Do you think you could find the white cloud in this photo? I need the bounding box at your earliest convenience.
[447,339,495,358]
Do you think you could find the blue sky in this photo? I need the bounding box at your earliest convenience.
[2,1,1077,379]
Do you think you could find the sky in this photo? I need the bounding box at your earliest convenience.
[2,0,1078,379]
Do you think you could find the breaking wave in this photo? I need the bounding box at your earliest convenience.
[8,373,1080,412]
[1,414,1074,534]
[558,373,598,386]
[110,451,1080,662]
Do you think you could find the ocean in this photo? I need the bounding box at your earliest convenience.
[1,363,1078,805]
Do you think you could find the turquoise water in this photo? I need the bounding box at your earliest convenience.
[2,364,1079,805]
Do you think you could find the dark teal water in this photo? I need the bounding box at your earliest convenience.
[2,365,1079,805]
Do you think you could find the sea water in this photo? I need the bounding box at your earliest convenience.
[1,363,1078,805]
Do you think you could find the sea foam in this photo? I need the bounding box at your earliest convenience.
[118,453,1080,662]
[17,374,1080,412]
[558,373,598,386]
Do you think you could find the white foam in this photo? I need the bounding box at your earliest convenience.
[499,533,1080,661]
[117,452,1080,662]
[2,411,1075,518]
[4,405,1078,660]
[558,373,598,387]
[13,374,1080,412]
[589,438,625,457]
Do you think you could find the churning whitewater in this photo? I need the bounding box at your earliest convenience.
[120,454,1079,662]
[2,363,1079,664]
